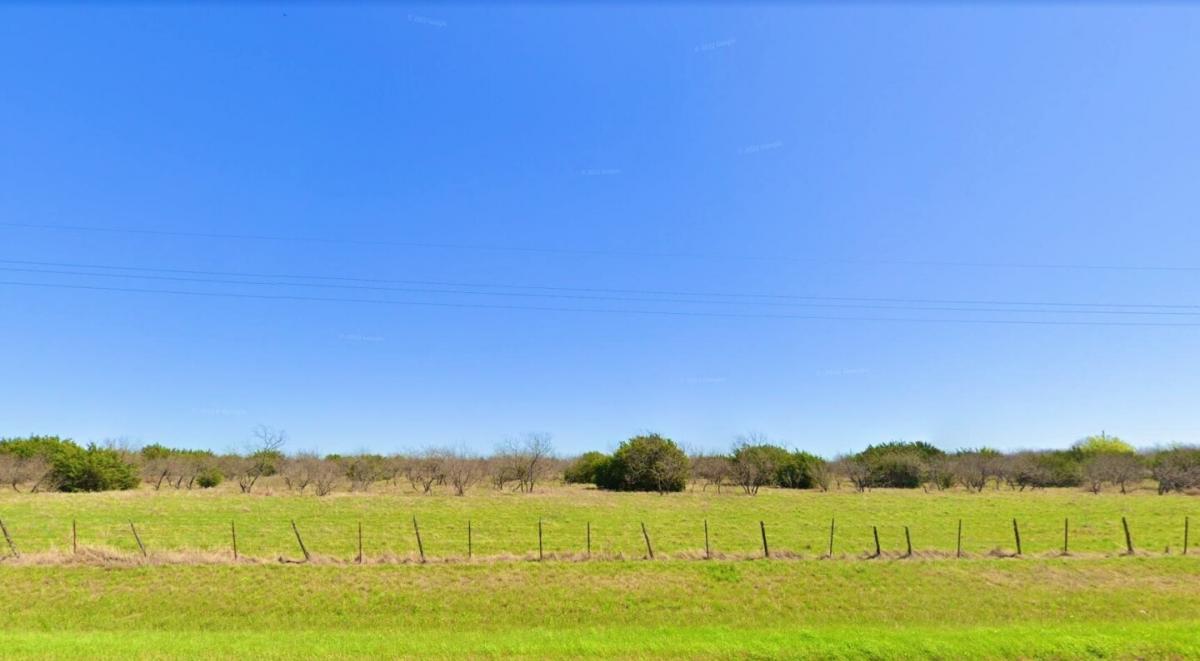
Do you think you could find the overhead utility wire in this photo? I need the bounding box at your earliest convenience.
[0,258,1196,311]
[0,279,1198,328]
[2,266,1198,318]
[3,221,1198,272]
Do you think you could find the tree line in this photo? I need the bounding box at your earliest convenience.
[1,428,1198,496]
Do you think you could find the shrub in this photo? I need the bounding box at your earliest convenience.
[856,441,943,489]
[0,436,138,492]
[730,443,824,493]
[595,434,688,493]
[776,451,824,489]
[564,451,609,484]
[196,466,223,488]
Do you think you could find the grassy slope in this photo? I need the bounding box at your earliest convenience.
[0,485,1195,559]
[1,559,1199,658]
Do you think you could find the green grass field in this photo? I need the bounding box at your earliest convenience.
[1,485,1198,658]
[0,484,1195,559]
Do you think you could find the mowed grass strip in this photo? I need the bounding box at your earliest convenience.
[0,559,1197,658]
[2,624,1198,660]
[1,485,1196,560]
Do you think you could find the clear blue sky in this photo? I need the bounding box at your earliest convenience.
[2,4,1199,456]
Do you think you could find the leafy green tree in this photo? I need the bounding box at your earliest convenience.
[595,434,688,493]
[0,436,138,492]
[856,441,944,489]
[1073,433,1136,457]
[564,451,610,484]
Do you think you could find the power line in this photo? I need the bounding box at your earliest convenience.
[1,258,1196,311]
[3,265,1200,318]
[3,221,1199,273]
[1,279,1197,327]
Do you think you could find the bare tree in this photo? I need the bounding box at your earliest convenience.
[498,433,554,493]
[810,460,834,492]
[403,450,444,494]
[834,456,872,493]
[229,426,287,493]
[1083,453,1144,494]
[141,457,172,491]
[282,453,322,493]
[923,455,954,491]
[312,458,341,496]
[952,451,1001,492]
[692,454,731,492]
[0,455,53,492]
[442,450,485,496]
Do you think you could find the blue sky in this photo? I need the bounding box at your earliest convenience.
[2,4,1199,456]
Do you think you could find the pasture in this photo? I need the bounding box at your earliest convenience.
[0,484,1194,560]
[1,485,1198,658]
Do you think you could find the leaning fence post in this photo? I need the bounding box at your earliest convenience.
[704,519,711,559]
[827,517,835,558]
[412,516,425,563]
[872,526,881,558]
[904,526,912,558]
[0,519,18,558]
[760,521,769,558]
[1012,519,1022,556]
[231,520,238,560]
[291,520,310,562]
[1122,517,1134,555]
[129,521,147,558]
[956,519,962,558]
[641,522,654,559]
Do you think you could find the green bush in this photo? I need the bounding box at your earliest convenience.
[0,436,138,492]
[196,466,223,489]
[564,451,610,484]
[776,450,824,489]
[856,441,944,489]
[595,434,688,493]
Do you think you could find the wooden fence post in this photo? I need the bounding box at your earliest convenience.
[291,520,310,562]
[956,519,962,558]
[1063,518,1069,556]
[73,519,78,555]
[1122,517,1134,555]
[704,519,711,559]
[538,519,544,561]
[641,522,654,559]
[129,521,147,558]
[904,526,912,558]
[412,516,425,563]
[0,519,18,558]
[231,520,238,560]
[760,521,769,558]
[357,522,363,564]
[1185,517,1190,556]
[872,526,881,559]
[468,520,472,560]
[586,521,591,559]
[1012,519,1022,556]
[828,517,835,558]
